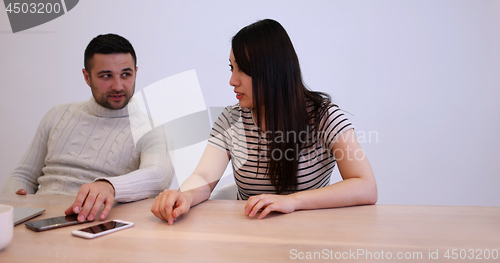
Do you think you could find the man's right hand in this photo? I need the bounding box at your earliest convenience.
[151,189,191,225]
[64,181,115,222]
[16,189,27,195]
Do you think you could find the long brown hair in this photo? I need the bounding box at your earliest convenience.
[232,19,332,193]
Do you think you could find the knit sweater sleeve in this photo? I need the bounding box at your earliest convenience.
[2,105,64,194]
[97,126,174,202]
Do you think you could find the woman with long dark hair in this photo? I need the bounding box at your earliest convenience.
[152,19,377,224]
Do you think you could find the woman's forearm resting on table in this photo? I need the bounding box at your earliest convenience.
[245,175,377,220]
[291,176,377,211]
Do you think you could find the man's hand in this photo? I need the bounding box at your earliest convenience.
[15,189,27,195]
[64,181,115,222]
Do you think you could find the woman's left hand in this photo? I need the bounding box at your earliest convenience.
[244,194,297,219]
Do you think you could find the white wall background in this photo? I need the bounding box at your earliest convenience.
[0,0,498,206]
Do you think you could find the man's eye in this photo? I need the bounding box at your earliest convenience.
[101,74,111,78]
[229,64,234,72]
[122,73,131,77]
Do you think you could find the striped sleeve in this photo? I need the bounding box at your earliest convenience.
[208,106,232,154]
[319,105,354,150]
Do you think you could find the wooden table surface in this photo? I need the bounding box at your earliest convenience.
[0,194,499,262]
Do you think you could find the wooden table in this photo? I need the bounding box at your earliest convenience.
[0,194,499,262]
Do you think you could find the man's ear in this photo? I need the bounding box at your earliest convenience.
[82,68,91,87]
[135,66,138,74]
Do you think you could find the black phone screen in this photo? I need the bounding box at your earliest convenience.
[78,221,128,234]
[25,214,82,231]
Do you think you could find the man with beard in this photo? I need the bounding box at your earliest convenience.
[3,34,173,222]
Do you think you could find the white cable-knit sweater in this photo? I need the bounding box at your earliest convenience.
[2,97,174,202]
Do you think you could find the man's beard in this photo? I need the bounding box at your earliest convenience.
[96,92,132,109]
[90,81,134,110]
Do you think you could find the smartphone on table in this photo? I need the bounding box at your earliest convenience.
[71,220,134,239]
[25,214,88,232]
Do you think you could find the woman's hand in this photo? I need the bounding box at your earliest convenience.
[151,189,192,225]
[244,194,297,219]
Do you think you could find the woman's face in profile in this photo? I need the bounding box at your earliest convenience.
[229,49,253,108]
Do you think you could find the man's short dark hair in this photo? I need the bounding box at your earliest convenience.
[84,33,137,72]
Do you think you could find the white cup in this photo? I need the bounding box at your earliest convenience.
[0,205,14,251]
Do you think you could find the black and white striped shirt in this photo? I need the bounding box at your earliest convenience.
[209,102,353,200]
